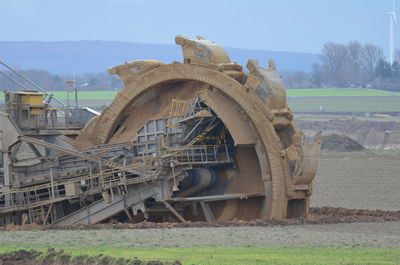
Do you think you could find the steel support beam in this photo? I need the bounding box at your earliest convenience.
[52,184,159,225]
[166,193,263,202]
[162,201,186,223]
[19,135,144,175]
[199,201,215,223]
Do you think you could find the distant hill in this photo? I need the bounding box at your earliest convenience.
[0,41,319,74]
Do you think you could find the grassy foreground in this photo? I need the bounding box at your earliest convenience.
[1,247,399,265]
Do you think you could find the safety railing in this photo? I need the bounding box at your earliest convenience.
[166,99,194,128]
[167,145,232,165]
[39,107,82,129]
[0,156,159,212]
[0,170,4,187]
[1,106,82,130]
[0,141,233,212]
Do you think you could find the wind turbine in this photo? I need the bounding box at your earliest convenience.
[388,0,397,64]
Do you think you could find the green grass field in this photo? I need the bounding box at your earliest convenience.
[286,88,400,97]
[2,88,400,112]
[1,247,399,265]
[287,96,400,112]
[50,90,118,100]
[48,88,400,101]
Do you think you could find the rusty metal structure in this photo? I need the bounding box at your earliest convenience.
[0,36,321,226]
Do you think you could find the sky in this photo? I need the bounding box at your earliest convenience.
[0,0,396,55]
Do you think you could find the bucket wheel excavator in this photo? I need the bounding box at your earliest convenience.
[0,36,321,226]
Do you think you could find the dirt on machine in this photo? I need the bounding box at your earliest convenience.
[0,36,321,226]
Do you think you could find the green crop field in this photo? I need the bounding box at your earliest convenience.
[287,96,400,112]
[2,88,400,112]
[48,88,400,101]
[50,90,118,100]
[286,88,400,97]
[1,247,399,265]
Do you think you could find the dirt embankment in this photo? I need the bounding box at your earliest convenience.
[297,118,400,149]
[0,249,181,265]
[321,134,365,152]
[2,207,400,232]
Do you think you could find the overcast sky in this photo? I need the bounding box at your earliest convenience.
[0,0,396,56]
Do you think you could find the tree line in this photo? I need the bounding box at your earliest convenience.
[282,41,400,91]
[2,41,399,92]
[0,69,123,92]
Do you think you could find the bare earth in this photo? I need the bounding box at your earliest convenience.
[0,222,399,249]
[312,151,400,211]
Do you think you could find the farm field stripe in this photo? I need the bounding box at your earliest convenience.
[0,247,399,265]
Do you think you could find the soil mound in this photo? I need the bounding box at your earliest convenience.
[321,134,365,152]
[308,207,400,223]
[297,118,400,149]
[0,249,181,265]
